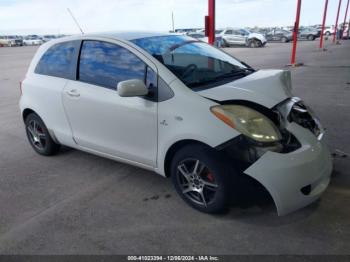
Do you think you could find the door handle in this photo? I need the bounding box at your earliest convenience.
[66,89,80,98]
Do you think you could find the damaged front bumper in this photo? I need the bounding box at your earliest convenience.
[220,97,333,216]
[244,122,332,216]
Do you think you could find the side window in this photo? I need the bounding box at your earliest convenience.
[225,30,233,35]
[79,41,146,90]
[35,41,79,79]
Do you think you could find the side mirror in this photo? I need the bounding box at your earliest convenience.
[117,79,148,97]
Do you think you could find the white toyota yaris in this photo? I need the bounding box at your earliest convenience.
[20,33,332,215]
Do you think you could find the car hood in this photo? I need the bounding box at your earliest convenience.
[197,69,293,108]
[248,32,266,42]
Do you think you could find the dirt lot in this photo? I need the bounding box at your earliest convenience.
[0,39,349,254]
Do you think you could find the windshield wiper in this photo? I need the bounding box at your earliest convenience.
[213,68,254,81]
[187,69,253,88]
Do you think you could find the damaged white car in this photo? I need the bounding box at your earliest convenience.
[20,33,332,215]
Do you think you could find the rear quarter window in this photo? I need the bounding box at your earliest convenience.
[35,41,80,79]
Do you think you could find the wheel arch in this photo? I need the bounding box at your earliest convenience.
[22,108,38,121]
[22,108,60,144]
[163,139,213,178]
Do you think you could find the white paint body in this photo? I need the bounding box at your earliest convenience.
[218,28,267,46]
[20,33,332,216]
[23,39,43,46]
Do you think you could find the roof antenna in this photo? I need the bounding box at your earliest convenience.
[67,8,84,34]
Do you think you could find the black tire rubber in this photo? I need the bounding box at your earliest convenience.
[222,39,230,47]
[307,35,315,41]
[281,37,288,43]
[248,39,262,48]
[170,143,235,214]
[25,113,60,156]
[248,40,256,48]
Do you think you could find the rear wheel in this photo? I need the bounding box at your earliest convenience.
[307,35,315,41]
[281,37,288,43]
[25,113,60,156]
[170,144,235,213]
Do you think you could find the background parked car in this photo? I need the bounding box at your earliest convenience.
[174,28,200,34]
[250,28,269,36]
[298,28,319,41]
[23,35,43,46]
[0,35,23,46]
[216,28,267,48]
[265,29,293,42]
[339,22,349,39]
[323,26,335,36]
[187,32,223,47]
[310,24,323,37]
[42,35,57,42]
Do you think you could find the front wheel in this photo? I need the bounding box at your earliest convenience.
[170,144,235,213]
[25,113,60,156]
[248,39,261,48]
[222,39,230,47]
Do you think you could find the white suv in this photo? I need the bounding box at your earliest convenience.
[216,28,267,48]
[20,33,332,215]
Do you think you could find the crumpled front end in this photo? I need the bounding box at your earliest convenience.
[245,98,332,215]
[219,97,333,216]
[244,122,332,216]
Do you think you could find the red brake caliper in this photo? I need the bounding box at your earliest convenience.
[206,172,214,182]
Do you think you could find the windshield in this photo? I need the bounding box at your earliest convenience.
[241,29,250,35]
[131,35,253,89]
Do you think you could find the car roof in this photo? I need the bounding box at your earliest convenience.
[57,31,174,42]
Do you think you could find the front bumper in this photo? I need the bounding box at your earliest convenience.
[243,122,332,216]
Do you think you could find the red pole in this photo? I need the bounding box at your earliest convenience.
[333,0,342,43]
[320,0,329,49]
[208,0,215,45]
[341,0,350,39]
[291,0,302,66]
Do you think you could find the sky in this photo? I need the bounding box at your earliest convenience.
[0,0,348,35]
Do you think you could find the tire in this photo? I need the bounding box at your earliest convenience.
[248,39,261,48]
[25,113,60,156]
[222,39,230,47]
[325,31,331,36]
[307,35,315,41]
[281,37,288,43]
[170,144,235,213]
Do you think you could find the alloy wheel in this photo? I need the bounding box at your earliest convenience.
[27,119,47,150]
[176,159,219,207]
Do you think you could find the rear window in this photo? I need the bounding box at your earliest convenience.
[35,41,79,79]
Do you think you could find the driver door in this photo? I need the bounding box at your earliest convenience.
[62,40,158,167]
